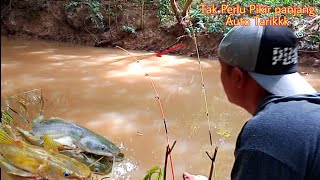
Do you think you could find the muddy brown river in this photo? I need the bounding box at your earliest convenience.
[1,36,320,180]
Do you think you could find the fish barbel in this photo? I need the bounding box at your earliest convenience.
[30,117,121,158]
[0,129,91,180]
[60,150,113,175]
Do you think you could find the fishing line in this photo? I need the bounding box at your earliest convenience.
[191,28,218,180]
[88,155,105,167]
[115,46,175,180]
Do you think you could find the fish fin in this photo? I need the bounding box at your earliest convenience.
[8,107,30,124]
[43,135,62,153]
[32,114,45,125]
[37,117,70,125]
[7,171,39,179]
[37,161,50,174]
[0,154,38,178]
[2,125,18,140]
[1,110,14,124]
[18,101,28,114]
[0,129,17,145]
[16,127,41,145]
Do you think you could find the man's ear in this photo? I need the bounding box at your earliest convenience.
[231,67,246,88]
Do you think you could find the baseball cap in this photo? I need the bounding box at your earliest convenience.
[218,18,316,96]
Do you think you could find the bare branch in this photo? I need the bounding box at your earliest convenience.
[208,147,218,180]
[181,0,193,17]
[169,0,181,23]
[164,140,177,180]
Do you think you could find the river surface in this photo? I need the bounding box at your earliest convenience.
[1,36,320,180]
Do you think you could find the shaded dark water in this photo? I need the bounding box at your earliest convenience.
[1,36,319,179]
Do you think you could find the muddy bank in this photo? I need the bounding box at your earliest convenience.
[1,0,319,67]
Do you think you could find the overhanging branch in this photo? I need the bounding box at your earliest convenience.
[181,0,193,17]
[169,0,182,23]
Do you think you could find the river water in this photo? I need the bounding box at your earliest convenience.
[1,36,319,180]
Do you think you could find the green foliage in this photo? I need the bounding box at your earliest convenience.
[237,0,313,6]
[144,0,153,4]
[143,166,163,180]
[122,25,137,34]
[208,21,224,33]
[62,0,318,49]
[105,7,116,17]
[65,0,106,30]
[159,0,173,23]
[157,0,318,33]
[178,0,187,8]
[65,1,81,10]
[188,4,228,35]
[184,27,192,36]
[309,36,319,45]
[190,5,209,23]
[86,0,105,29]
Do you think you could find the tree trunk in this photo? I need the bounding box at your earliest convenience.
[181,0,192,17]
[169,0,193,26]
[141,0,144,29]
[169,0,182,23]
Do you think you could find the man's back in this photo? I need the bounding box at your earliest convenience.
[232,93,320,180]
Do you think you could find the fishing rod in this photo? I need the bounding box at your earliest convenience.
[115,46,176,180]
[191,28,218,180]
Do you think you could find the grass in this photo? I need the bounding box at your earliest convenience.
[143,166,163,180]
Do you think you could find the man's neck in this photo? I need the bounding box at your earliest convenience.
[244,86,270,115]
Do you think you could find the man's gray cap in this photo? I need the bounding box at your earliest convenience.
[218,18,316,96]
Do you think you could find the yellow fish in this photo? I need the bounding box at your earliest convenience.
[0,154,38,178]
[0,129,91,180]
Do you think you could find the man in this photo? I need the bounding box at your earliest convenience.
[183,19,320,180]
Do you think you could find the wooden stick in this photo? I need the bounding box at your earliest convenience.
[164,141,177,180]
[208,147,218,180]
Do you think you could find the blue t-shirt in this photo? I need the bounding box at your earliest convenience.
[231,93,320,180]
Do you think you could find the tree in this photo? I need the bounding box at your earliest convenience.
[169,0,193,27]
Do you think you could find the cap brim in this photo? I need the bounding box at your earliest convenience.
[249,72,316,96]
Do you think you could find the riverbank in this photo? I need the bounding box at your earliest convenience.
[1,0,319,67]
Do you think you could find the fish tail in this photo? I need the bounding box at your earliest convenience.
[16,127,40,145]
[32,114,45,125]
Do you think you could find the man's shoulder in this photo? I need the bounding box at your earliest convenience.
[235,97,320,175]
[241,98,320,142]
[237,96,319,151]
[249,96,319,127]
